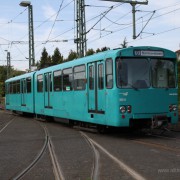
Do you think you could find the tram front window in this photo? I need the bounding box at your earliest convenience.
[151,59,176,88]
[116,58,150,89]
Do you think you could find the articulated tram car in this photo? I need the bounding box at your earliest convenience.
[5,46,178,129]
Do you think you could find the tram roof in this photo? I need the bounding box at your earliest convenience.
[5,46,176,82]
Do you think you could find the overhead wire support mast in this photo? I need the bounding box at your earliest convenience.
[100,0,148,39]
[20,1,35,71]
[75,0,87,58]
[6,51,11,79]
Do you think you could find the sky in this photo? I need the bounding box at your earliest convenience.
[0,0,180,70]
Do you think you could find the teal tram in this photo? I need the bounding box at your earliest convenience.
[5,46,178,130]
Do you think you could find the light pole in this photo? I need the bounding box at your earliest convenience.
[19,1,35,71]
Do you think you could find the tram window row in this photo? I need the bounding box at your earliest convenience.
[6,77,31,94]
[6,58,114,94]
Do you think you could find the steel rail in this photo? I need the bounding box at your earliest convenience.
[45,126,65,180]
[80,131,100,180]
[0,117,15,134]
[80,131,146,180]
[13,122,48,180]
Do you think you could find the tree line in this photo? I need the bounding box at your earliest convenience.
[36,46,110,69]
[0,66,24,97]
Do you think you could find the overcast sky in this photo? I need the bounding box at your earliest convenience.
[0,0,180,70]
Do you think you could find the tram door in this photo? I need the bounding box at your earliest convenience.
[44,72,52,108]
[21,79,26,106]
[88,61,105,114]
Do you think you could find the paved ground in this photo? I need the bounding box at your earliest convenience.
[0,110,180,180]
[169,122,180,131]
[0,111,54,180]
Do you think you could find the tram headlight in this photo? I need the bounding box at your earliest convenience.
[169,104,177,112]
[120,106,126,114]
[173,105,177,111]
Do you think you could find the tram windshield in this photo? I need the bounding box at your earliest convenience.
[116,58,176,89]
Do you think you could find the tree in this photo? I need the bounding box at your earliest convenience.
[96,48,101,53]
[0,66,7,97]
[39,48,51,69]
[11,69,25,77]
[101,46,110,52]
[120,37,128,48]
[86,48,95,56]
[52,47,63,65]
[96,47,110,53]
[0,66,24,97]
[66,50,78,61]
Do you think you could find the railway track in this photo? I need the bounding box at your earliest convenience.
[80,131,100,180]
[45,126,65,180]
[80,131,146,180]
[0,116,15,134]
[13,122,64,180]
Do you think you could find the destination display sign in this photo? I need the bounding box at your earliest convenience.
[134,50,164,57]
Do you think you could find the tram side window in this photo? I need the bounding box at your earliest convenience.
[27,77,31,93]
[63,68,73,91]
[13,81,17,94]
[106,59,113,89]
[89,66,94,90]
[50,74,52,92]
[74,65,86,90]
[21,79,27,94]
[98,64,104,89]
[16,80,20,94]
[54,70,62,91]
[37,75,43,92]
[10,82,13,94]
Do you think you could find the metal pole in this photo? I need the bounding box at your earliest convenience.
[7,52,10,79]
[28,4,35,71]
[75,0,87,58]
[132,4,136,39]
[100,0,148,39]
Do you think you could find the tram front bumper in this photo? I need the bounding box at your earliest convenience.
[130,112,178,128]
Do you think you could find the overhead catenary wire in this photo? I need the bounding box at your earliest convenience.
[0,8,28,28]
[128,25,180,44]
[9,4,180,45]
[87,3,180,45]
[5,0,74,64]
[1,0,180,68]
[46,0,65,42]
[31,1,123,59]
[18,0,74,42]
